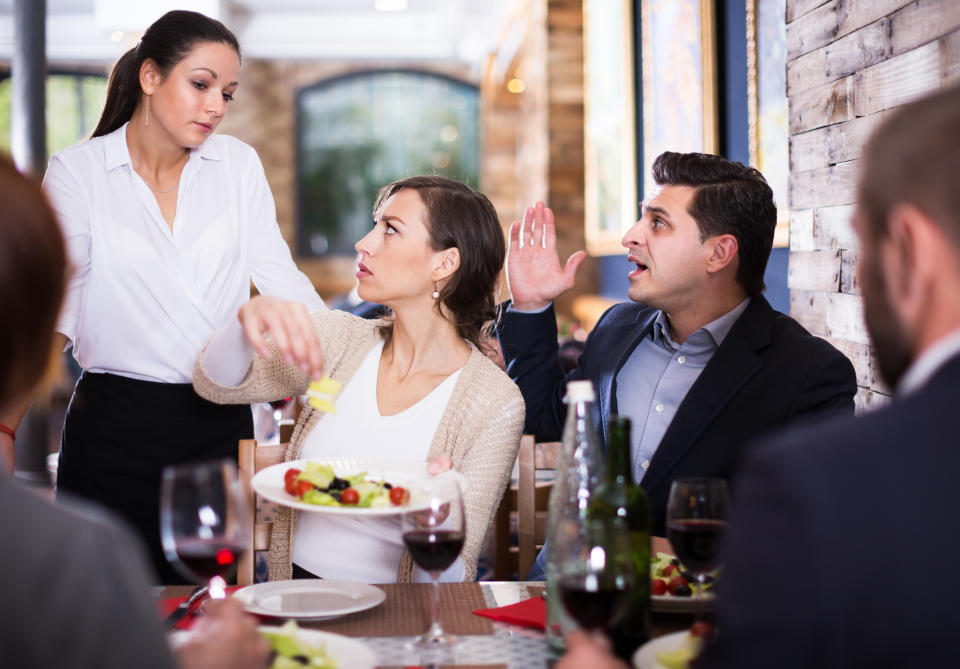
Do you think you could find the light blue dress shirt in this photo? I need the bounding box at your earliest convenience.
[615,298,750,482]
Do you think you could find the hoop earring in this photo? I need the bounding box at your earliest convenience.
[432,281,440,300]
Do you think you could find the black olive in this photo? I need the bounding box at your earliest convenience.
[702,574,716,585]
[383,482,392,489]
[330,477,350,490]
[680,570,694,582]
[674,584,693,597]
[329,490,342,501]
[291,655,309,665]
[670,558,680,566]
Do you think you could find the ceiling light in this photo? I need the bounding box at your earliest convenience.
[374,0,408,11]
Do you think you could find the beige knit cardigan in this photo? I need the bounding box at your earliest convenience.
[193,309,525,582]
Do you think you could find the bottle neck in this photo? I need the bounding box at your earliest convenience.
[606,422,634,486]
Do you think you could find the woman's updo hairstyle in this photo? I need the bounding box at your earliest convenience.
[372,176,506,351]
[92,10,240,138]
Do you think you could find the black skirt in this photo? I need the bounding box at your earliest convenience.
[57,371,253,584]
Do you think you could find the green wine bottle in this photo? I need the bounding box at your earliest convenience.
[590,415,651,659]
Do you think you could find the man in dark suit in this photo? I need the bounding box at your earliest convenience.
[499,152,856,558]
[558,85,960,669]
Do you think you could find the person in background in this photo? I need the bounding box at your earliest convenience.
[557,83,960,669]
[0,156,269,669]
[194,175,524,583]
[0,10,325,582]
[499,152,856,578]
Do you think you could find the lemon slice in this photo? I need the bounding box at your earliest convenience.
[306,376,341,413]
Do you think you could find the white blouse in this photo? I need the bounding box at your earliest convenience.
[291,341,466,583]
[42,124,324,384]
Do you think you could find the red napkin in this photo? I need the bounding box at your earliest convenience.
[472,595,546,630]
[157,586,246,630]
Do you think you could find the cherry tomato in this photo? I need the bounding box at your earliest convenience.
[689,621,714,639]
[389,486,409,506]
[295,480,314,499]
[667,575,690,596]
[662,563,678,577]
[651,578,668,596]
[340,488,360,505]
[284,468,302,495]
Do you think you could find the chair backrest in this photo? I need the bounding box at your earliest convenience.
[493,434,562,580]
[237,438,287,586]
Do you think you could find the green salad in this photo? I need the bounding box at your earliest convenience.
[261,621,337,669]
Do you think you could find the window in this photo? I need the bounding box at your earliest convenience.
[0,72,107,157]
[296,70,479,257]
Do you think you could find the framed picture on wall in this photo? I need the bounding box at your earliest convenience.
[747,0,790,247]
[583,0,638,256]
[639,0,718,197]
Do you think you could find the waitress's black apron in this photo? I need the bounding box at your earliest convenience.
[57,371,253,584]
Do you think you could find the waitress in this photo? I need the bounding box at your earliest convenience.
[35,10,324,582]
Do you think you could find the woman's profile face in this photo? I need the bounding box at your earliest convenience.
[144,41,240,149]
[354,188,447,308]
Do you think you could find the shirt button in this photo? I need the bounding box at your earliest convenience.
[677,355,686,364]
[655,403,664,413]
[642,460,650,470]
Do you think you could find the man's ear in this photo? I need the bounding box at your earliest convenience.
[705,234,739,275]
[433,247,461,281]
[884,204,939,324]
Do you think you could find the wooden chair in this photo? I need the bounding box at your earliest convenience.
[237,438,287,586]
[493,435,562,580]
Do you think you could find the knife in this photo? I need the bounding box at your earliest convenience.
[164,585,209,628]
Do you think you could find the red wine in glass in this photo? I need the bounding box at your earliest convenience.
[403,530,465,572]
[174,538,244,581]
[401,478,466,648]
[666,519,726,574]
[557,573,630,631]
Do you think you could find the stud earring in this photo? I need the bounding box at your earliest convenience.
[432,281,440,300]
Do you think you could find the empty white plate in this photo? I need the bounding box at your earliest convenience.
[232,579,386,619]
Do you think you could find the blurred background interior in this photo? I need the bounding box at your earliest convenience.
[4,0,957,486]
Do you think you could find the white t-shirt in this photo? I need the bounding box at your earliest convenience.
[291,340,466,583]
[42,123,325,383]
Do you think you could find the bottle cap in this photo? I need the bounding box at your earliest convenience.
[564,380,595,402]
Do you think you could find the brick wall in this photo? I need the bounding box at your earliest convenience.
[785,0,960,410]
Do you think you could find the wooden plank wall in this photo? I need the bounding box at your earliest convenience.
[786,0,960,411]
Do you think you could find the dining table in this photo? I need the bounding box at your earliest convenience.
[158,573,696,668]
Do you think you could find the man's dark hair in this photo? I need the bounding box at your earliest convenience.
[653,151,776,296]
[859,85,960,250]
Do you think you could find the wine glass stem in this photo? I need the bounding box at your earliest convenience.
[695,574,706,623]
[429,573,442,635]
[209,574,227,600]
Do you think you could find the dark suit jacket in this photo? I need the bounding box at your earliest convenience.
[700,352,960,668]
[497,296,857,536]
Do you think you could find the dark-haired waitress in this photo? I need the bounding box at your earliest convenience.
[31,10,324,583]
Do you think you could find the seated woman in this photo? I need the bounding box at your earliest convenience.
[194,175,524,582]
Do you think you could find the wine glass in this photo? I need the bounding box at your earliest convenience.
[160,459,247,599]
[268,396,292,441]
[401,477,466,648]
[665,477,730,621]
[555,515,634,637]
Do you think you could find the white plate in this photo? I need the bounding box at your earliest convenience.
[252,457,467,515]
[259,626,377,669]
[650,591,715,614]
[633,630,691,669]
[232,579,386,619]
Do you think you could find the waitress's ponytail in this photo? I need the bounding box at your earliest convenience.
[91,47,141,138]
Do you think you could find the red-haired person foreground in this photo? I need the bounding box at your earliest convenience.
[0,157,269,669]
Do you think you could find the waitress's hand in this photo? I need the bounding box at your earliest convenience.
[238,295,324,379]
